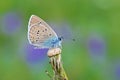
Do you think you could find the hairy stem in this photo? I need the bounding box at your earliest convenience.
[47,48,68,80]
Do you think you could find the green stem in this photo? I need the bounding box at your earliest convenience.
[49,54,68,80]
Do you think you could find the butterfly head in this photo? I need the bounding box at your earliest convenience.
[56,36,63,48]
[50,37,63,48]
[58,36,64,41]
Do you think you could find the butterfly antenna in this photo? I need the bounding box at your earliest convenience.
[72,38,76,41]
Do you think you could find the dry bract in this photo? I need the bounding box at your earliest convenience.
[47,48,61,57]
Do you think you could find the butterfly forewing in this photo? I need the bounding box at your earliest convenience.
[28,15,58,48]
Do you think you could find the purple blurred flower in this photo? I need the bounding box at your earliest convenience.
[87,34,106,57]
[25,44,48,64]
[19,43,49,73]
[115,65,120,78]
[1,11,22,34]
[114,62,120,79]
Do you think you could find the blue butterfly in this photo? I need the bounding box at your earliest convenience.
[28,15,62,49]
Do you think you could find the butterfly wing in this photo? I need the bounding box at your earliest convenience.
[28,15,58,48]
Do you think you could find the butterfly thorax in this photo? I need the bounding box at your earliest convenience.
[43,36,62,48]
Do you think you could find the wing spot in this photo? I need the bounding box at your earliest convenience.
[32,37,34,39]
[38,22,41,25]
[49,34,51,36]
[42,30,44,32]
[45,29,47,31]
[37,30,39,34]
[32,41,34,43]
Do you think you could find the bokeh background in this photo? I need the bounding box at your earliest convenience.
[0,0,120,80]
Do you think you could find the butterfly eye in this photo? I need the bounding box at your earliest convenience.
[58,37,61,41]
[58,36,63,41]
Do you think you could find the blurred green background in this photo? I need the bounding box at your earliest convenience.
[0,0,120,80]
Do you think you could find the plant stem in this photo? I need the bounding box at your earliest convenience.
[47,48,68,80]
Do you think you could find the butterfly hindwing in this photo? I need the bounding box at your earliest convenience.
[28,15,58,48]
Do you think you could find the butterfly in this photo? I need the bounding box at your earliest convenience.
[28,15,62,49]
